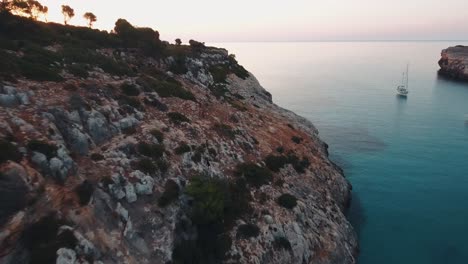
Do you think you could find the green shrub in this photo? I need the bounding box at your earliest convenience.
[191,150,202,163]
[135,158,157,174]
[264,155,289,172]
[137,142,165,159]
[168,112,190,124]
[67,63,89,78]
[157,179,179,207]
[235,163,272,188]
[287,154,310,173]
[19,61,63,82]
[186,176,227,225]
[277,193,297,209]
[150,129,164,142]
[212,123,238,139]
[136,75,195,101]
[156,159,169,173]
[0,139,22,164]
[208,83,228,98]
[175,143,191,155]
[75,180,94,206]
[291,136,303,144]
[118,95,142,110]
[90,153,104,161]
[228,55,250,79]
[169,56,188,74]
[237,223,260,239]
[174,176,250,264]
[276,146,284,153]
[27,139,57,159]
[264,153,310,174]
[21,214,76,264]
[274,237,292,251]
[121,82,140,96]
[209,65,229,83]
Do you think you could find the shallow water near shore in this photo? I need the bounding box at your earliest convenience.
[213,41,468,264]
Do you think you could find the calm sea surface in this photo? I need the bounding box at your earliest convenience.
[212,42,468,264]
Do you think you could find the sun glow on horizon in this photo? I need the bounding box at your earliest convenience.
[35,0,468,42]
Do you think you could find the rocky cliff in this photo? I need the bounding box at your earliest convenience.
[438,45,468,81]
[0,14,357,264]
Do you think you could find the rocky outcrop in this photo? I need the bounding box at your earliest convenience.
[439,45,468,81]
[0,43,357,263]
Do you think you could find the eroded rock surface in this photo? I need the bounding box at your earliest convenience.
[439,45,468,81]
[0,45,357,264]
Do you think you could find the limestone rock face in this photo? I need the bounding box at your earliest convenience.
[0,46,357,264]
[439,46,468,81]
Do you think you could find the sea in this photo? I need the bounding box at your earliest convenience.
[212,41,468,264]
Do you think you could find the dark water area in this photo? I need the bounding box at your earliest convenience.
[213,42,468,264]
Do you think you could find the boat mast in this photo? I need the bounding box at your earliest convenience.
[406,64,409,88]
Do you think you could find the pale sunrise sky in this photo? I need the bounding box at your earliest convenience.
[40,0,468,42]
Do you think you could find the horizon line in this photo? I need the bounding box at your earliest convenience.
[208,40,468,43]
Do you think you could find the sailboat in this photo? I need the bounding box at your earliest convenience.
[396,64,409,96]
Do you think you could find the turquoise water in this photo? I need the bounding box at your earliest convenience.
[213,42,468,264]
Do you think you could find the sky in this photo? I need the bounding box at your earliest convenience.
[39,0,468,42]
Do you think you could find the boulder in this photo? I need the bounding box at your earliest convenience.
[31,151,48,171]
[87,110,115,144]
[124,182,137,203]
[0,94,19,107]
[135,175,155,195]
[56,248,77,264]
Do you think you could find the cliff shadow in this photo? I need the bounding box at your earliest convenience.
[346,192,366,240]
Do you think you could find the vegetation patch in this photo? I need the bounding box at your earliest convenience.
[137,75,195,101]
[174,143,191,155]
[120,82,140,96]
[0,139,22,164]
[168,112,190,124]
[264,155,289,172]
[137,142,165,159]
[27,139,57,159]
[118,95,142,110]
[235,162,272,188]
[276,193,298,209]
[75,180,94,206]
[264,153,310,173]
[90,153,104,161]
[291,136,303,144]
[236,223,260,239]
[67,63,89,78]
[208,83,229,98]
[212,123,238,140]
[150,129,164,142]
[21,214,77,264]
[135,158,157,174]
[173,175,251,263]
[273,236,292,251]
[158,179,180,207]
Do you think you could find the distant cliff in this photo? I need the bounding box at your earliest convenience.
[438,45,468,81]
[0,13,358,264]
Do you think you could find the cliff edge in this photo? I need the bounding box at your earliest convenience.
[438,45,468,81]
[0,13,357,264]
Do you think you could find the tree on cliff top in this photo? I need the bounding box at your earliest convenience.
[83,12,96,28]
[2,0,48,20]
[61,5,74,25]
[114,18,162,56]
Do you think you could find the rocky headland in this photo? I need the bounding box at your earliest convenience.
[438,45,468,81]
[0,12,357,264]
